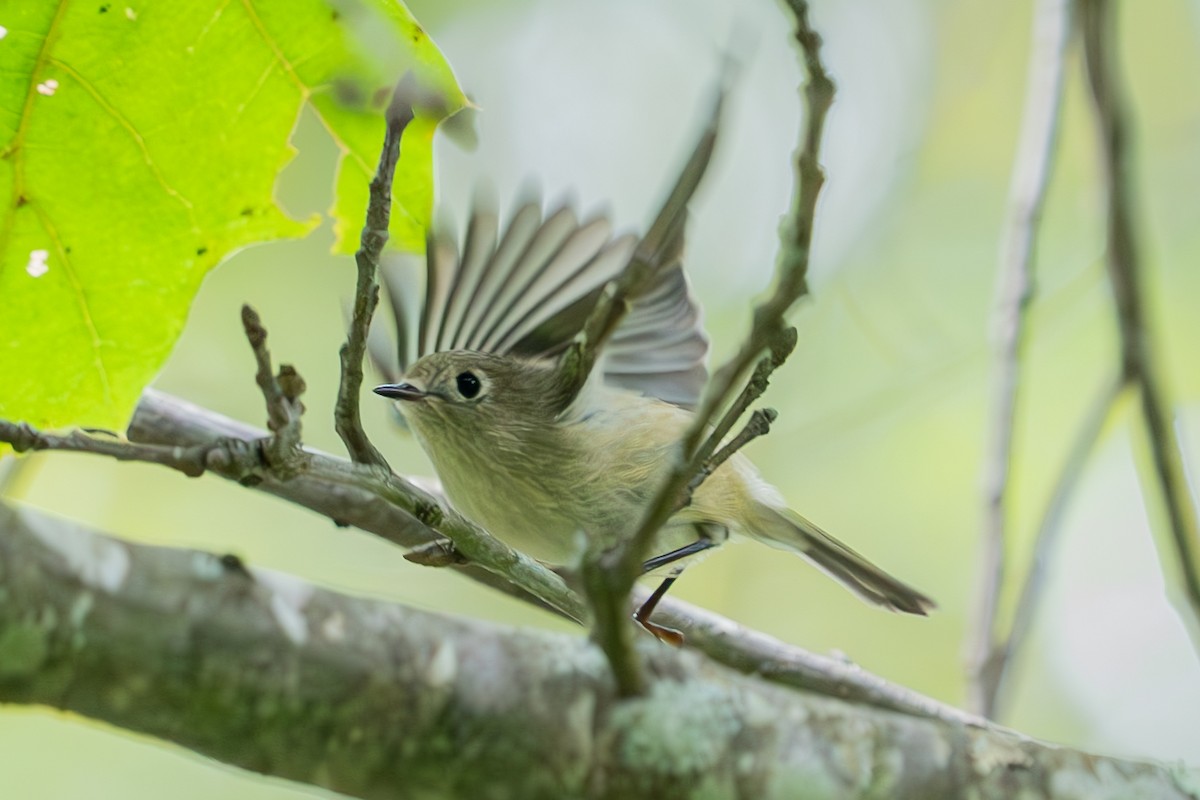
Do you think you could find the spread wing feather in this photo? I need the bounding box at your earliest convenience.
[436,196,499,353]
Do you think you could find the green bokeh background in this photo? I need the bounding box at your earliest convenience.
[2,0,1199,796]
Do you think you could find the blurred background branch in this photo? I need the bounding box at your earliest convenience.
[970,0,1200,722]
[1078,0,1200,647]
[970,0,1073,719]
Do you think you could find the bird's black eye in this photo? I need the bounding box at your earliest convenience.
[455,371,481,399]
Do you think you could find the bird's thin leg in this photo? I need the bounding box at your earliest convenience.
[634,576,681,645]
[642,538,718,573]
[635,538,718,645]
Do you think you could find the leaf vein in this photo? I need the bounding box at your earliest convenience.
[46,57,200,235]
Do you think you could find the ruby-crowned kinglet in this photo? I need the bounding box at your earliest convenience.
[373,107,933,619]
[371,196,933,618]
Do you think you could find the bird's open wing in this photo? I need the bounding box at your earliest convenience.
[371,77,725,411]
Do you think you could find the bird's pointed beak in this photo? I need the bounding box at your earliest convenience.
[374,382,427,402]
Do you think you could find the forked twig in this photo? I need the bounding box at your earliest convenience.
[622,0,832,586]
[241,305,308,476]
[583,0,835,698]
[686,327,796,498]
[1079,0,1200,646]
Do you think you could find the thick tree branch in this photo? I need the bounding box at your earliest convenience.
[969,0,1073,718]
[0,502,1192,800]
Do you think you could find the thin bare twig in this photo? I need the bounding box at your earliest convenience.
[968,0,1073,718]
[28,304,316,485]
[0,420,214,477]
[620,0,833,586]
[572,77,731,698]
[583,0,834,697]
[686,327,797,498]
[1080,0,1200,644]
[580,551,645,696]
[329,78,577,611]
[583,324,792,696]
[647,591,986,727]
[241,304,309,476]
[700,408,778,487]
[335,78,417,470]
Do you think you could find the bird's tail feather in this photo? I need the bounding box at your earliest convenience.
[749,503,935,615]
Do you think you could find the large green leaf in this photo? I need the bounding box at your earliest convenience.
[0,0,464,433]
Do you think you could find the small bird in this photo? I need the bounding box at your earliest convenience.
[373,107,934,630]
